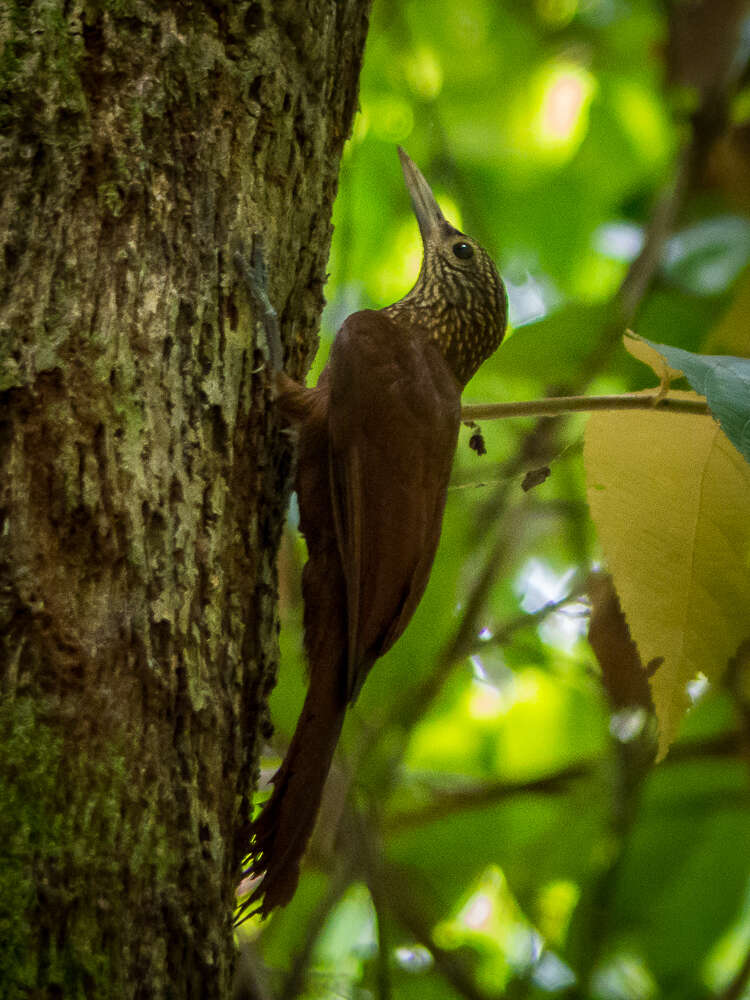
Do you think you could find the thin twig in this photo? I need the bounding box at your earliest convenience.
[461,392,710,423]
[466,585,587,656]
[387,763,591,833]
[384,729,745,832]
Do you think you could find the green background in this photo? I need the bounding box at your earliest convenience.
[239,1,750,997]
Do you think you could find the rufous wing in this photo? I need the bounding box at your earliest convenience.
[327,310,462,701]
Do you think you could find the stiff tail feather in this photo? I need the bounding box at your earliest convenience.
[236,662,346,921]
[237,387,347,921]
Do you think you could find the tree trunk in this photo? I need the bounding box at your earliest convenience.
[0,2,371,997]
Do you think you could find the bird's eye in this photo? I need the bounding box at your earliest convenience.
[453,241,474,260]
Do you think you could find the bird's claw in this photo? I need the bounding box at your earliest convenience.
[234,237,283,373]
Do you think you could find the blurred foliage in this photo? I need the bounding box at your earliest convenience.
[238,1,750,998]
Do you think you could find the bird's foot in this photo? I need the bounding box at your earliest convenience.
[234,237,283,372]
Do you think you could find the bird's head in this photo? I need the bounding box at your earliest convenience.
[389,146,507,387]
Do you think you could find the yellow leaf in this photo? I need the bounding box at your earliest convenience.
[584,392,750,758]
[624,331,684,388]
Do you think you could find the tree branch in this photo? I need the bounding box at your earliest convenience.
[387,763,591,833]
[462,392,710,423]
[387,732,744,837]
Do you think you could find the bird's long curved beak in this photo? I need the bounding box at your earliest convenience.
[397,146,448,245]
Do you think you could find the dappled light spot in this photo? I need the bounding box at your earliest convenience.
[591,951,659,1000]
[541,70,590,141]
[514,60,596,163]
[433,866,577,991]
[314,883,377,971]
[348,110,370,147]
[536,880,580,948]
[362,94,415,143]
[371,220,424,303]
[570,251,627,301]
[468,678,505,719]
[595,221,645,262]
[470,653,488,679]
[539,599,589,653]
[609,707,650,743]
[404,45,444,100]
[505,270,557,326]
[533,951,577,990]
[461,890,494,930]
[611,78,672,169]
[516,557,576,613]
[687,671,709,703]
[394,944,434,971]
[703,884,750,995]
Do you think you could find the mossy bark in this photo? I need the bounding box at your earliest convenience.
[0,2,371,997]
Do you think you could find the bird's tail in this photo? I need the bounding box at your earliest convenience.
[237,660,347,920]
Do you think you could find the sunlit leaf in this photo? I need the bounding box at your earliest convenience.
[584,397,750,756]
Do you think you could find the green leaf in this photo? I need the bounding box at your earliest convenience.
[610,759,750,994]
[643,338,750,463]
[387,774,607,917]
[663,216,750,295]
[485,304,608,389]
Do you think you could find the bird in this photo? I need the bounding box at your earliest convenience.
[237,147,507,919]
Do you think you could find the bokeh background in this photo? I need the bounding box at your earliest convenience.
[237,2,750,998]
